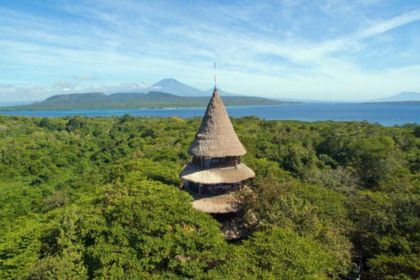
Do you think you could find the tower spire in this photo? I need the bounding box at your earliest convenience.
[213,62,217,90]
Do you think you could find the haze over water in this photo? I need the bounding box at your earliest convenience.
[3,103,419,126]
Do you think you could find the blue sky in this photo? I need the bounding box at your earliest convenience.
[1,0,420,101]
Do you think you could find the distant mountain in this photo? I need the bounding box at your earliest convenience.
[0,91,281,111]
[151,79,205,97]
[109,92,146,100]
[376,92,420,102]
[150,78,237,97]
[43,92,108,106]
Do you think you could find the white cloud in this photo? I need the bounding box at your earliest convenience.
[357,9,420,39]
[73,74,96,81]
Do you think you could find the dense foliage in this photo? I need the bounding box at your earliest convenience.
[0,115,418,279]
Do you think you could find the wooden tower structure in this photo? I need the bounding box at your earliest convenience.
[180,86,255,239]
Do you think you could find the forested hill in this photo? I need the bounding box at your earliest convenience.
[0,115,418,279]
[0,91,281,111]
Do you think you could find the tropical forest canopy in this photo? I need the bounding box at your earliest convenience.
[0,115,418,279]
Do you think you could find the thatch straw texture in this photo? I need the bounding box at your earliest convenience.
[180,162,255,184]
[188,89,246,157]
[192,192,239,213]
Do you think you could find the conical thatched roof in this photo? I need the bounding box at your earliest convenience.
[188,88,246,157]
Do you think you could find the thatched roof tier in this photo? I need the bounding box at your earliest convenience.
[180,162,255,184]
[192,192,239,213]
[188,88,246,157]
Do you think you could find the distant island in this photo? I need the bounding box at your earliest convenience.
[1,77,419,111]
[0,78,285,111]
[0,91,281,111]
[374,91,420,102]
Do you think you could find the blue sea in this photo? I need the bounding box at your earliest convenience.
[1,103,419,126]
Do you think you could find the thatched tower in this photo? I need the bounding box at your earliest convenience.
[180,87,255,238]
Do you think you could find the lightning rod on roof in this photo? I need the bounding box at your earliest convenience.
[214,62,217,90]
